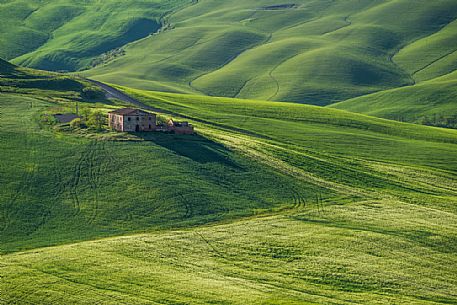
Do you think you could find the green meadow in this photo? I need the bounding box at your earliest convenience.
[1,0,456,108]
[1,0,457,303]
[2,74,457,302]
[330,70,457,127]
[0,0,190,71]
[82,0,457,107]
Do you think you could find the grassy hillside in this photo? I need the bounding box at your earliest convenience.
[82,0,457,105]
[0,58,102,100]
[2,0,456,105]
[330,70,457,128]
[330,13,457,126]
[394,19,457,83]
[0,0,190,71]
[1,92,318,252]
[3,206,457,304]
[2,82,457,302]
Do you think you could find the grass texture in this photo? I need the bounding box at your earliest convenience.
[1,82,457,303]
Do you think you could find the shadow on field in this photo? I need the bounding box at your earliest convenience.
[135,132,240,167]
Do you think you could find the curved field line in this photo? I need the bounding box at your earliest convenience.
[232,77,255,98]
[188,32,273,94]
[195,232,225,258]
[391,17,457,84]
[411,48,457,78]
[180,194,194,218]
[266,47,318,101]
[321,16,351,36]
[214,132,375,198]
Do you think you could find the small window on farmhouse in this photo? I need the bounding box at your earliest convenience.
[137,117,140,121]
[128,117,131,121]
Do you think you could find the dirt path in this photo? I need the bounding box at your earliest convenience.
[86,79,165,113]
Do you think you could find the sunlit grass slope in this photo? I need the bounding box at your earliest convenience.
[0,0,190,71]
[330,70,457,128]
[84,0,457,105]
[4,0,457,105]
[331,15,457,126]
[3,205,457,304]
[394,19,457,83]
[2,87,457,304]
[1,92,318,253]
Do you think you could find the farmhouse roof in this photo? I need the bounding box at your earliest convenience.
[109,108,150,115]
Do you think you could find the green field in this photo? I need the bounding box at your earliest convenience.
[331,16,457,126]
[330,70,457,127]
[2,0,457,303]
[2,76,457,302]
[0,0,190,71]
[1,0,456,107]
[83,0,457,105]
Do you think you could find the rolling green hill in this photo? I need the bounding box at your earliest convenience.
[330,15,457,126]
[2,0,457,302]
[2,0,457,106]
[0,0,191,71]
[330,70,457,128]
[2,76,457,302]
[0,58,105,102]
[83,0,457,105]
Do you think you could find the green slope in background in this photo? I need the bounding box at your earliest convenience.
[0,0,191,71]
[2,0,456,106]
[83,0,457,105]
[330,70,457,127]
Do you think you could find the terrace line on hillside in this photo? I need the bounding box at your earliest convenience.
[108,108,194,134]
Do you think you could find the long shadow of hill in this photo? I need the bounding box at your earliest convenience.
[134,132,241,168]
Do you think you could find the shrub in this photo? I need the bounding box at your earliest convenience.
[81,86,105,101]
[86,111,106,131]
[41,114,58,126]
[70,118,83,129]
[80,106,92,121]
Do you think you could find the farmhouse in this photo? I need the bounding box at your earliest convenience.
[108,108,195,134]
[108,108,156,132]
[167,119,194,135]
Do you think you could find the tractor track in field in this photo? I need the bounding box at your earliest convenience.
[232,77,254,99]
[195,232,225,259]
[292,191,307,210]
[21,265,151,304]
[181,196,194,218]
[68,144,88,216]
[65,140,106,223]
[180,194,194,218]
[266,49,308,101]
[86,141,101,224]
[1,119,41,232]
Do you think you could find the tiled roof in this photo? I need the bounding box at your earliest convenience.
[109,108,150,115]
